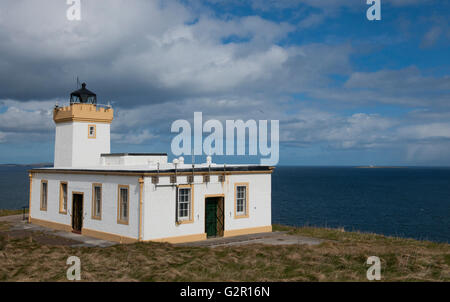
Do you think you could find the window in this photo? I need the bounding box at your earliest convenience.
[59,182,68,214]
[40,180,48,211]
[88,124,96,139]
[117,185,129,224]
[203,175,210,183]
[235,183,249,218]
[177,186,193,223]
[92,184,102,220]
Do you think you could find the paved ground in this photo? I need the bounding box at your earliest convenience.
[0,215,116,248]
[177,231,323,248]
[1,215,323,248]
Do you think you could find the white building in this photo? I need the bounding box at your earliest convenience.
[28,84,273,243]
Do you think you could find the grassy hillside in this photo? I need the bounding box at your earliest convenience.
[0,222,448,281]
[0,209,27,217]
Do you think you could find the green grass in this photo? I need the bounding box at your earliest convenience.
[0,221,448,282]
[0,209,28,217]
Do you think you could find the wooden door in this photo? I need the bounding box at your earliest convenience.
[205,198,218,237]
[72,193,83,234]
[205,197,225,238]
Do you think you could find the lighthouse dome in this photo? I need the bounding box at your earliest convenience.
[70,82,97,104]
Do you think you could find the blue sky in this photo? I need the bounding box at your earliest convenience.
[0,0,449,166]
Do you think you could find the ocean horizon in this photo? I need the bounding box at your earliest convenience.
[1,165,449,243]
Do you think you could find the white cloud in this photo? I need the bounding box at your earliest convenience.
[280,110,397,149]
[0,0,296,102]
[421,26,442,48]
[0,100,55,132]
[398,123,450,140]
[112,129,158,145]
[405,142,450,163]
[0,0,448,165]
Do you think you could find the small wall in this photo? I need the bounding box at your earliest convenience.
[142,173,272,242]
[102,155,168,166]
[30,172,140,241]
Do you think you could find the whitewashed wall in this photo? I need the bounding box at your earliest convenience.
[54,123,73,168]
[103,155,168,166]
[54,121,111,167]
[30,171,272,242]
[30,173,140,239]
[224,173,272,231]
[72,122,110,167]
[142,173,272,241]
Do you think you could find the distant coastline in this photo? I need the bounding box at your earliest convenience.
[0,163,53,168]
[356,166,407,169]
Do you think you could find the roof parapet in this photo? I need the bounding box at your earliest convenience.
[53,103,114,124]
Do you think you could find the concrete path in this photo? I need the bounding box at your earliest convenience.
[2,215,323,248]
[1,214,116,248]
[177,231,323,248]
[0,214,24,222]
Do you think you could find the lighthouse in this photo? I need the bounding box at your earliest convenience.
[53,83,114,168]
[29,83,273,244]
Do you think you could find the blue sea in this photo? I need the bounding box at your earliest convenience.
[1,166,449,243]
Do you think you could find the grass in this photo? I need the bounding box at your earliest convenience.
[0,222,448,282]
[0,209,27,217]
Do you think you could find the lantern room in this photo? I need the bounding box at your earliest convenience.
[70,82,97,104]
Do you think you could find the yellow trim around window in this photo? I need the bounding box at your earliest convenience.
[234,182,249,219]
[176,184,194,225]
[117,185,130,225]
[92,183,102,220]
[204,194,225,198]
[88,124,96,139]
[59,181,68,214]
[40,180,48,211]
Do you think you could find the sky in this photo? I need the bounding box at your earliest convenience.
[0,0,449,166]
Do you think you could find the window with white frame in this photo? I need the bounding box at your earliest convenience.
[40,180,48,211]
[177,187,191,221]
[236,185,247,216]
[118,186,129,224]
[59,182,68,213]
[92,184,102,219]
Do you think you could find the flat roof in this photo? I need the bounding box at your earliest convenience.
[30,164,274,174]
[101,153,168,157]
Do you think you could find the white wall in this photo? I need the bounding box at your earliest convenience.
[142,173,272,241]
[54,123,73,168]
[54,122,111,167]
[30,173,140,239]
[30,171,272,242]
[103,155,168,166]
[72,122,110,167]
[223,174,272,231]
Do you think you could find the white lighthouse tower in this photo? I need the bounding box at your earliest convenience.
[53,83,114,167]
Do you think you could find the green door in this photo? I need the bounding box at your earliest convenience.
[205,199,218,237]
